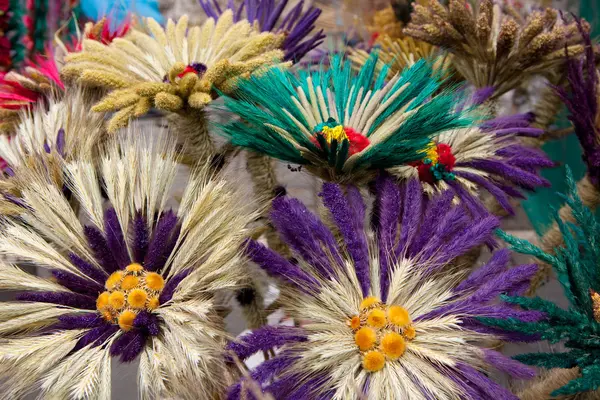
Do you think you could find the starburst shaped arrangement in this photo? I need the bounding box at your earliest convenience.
[199,0,325,62]
[221,54,476,183]
[0,87,106,215]
[62,12,286,133]
[0,129,258,399]
[221,53,551,214]
[481,169,600,397]
[227,174,538,399]
[404,0,587,98]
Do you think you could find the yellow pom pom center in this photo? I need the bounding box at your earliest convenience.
[145,272,165,291]
[148,297,160,310]
[96,291,110,310]
[348,316,361,330]
[363,351,385,372]
[97,265,166,329]
[105,271,123,290]
[118,310,137,331]
[359,296,380,310]
[367,309,387,328]
[127,288,148,309]
[404,325,416,340]
[121,275,139,290]
[126,263,144,272]
[381,332,406,360]
[388,305,411,327]
[354,327,377,351]
[350,298,417,372]
[108,291,125,310]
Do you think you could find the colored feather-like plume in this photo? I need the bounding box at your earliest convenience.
[482,168,600,397]
[221,53,475,183]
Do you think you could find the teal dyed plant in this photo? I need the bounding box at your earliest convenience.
[481,168,600,397]
[220,54,476,183]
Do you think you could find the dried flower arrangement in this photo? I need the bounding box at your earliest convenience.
[0,0,598,398]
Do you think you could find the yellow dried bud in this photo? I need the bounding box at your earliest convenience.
[155,92,184,111]
[178,73,198,98]
[496,18,519,60]
[107,105,136,133]
[188,92,213,109]
[135,82,177,96]
[168,62,186,84]
[519,12,544,50]
[448,0,475,37]
[93,92,140,112]
[133,97,152,117]
[79,70,130,89]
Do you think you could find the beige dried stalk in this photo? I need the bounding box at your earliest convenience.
[405,0,587,98]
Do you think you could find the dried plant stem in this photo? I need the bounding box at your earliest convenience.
[516,368,580,400]
[170,112,216,167]
[527,175,600,295]
[246,151,289,256]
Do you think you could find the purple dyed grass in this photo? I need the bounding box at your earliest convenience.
[68,253,107,284]
[134,311,161,336]
[455,248,511,292]
[245,239,320,291]
[319,183,370,296]
[198,0,325,62]
[132,212,149,264]
[483,349,536,379]
[271,196,341,279]
[56,313,105,329]
[73,324,119,351]
[459,159,550,191]
[51,269,104,296]
[227,355,296,400]
[396,178,423,257]
[372,174,402,300]
[159,269,191,304]
[144,211,178,272]
[227,326,307,361]
[455,363,520,400]
[409,189,455,255]
[104,208,130,269]
[84,225,119,274]
[17,291,96,309]
[555,23,600,184]
[110,330,148,362]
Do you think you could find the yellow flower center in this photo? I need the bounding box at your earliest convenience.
[97,264,165,331]
[424,142,439,165]
[321,125,348,143]
[347,297,416,372]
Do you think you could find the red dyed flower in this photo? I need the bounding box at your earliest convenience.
[436,143,455,170]
[344,127,370,155]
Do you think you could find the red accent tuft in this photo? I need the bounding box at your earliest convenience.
[436,143,455,170]
[177,66,197,78]
[368,33,380,48]
[344,127,370,155]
